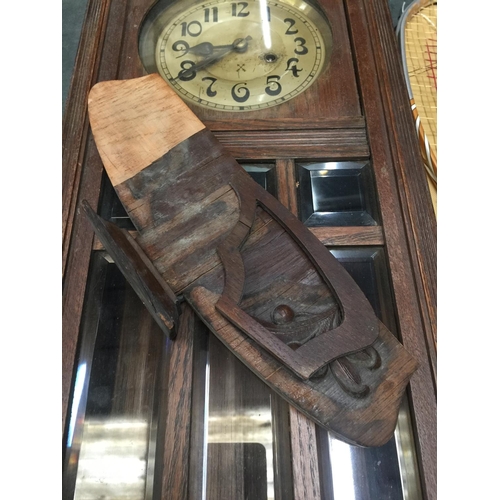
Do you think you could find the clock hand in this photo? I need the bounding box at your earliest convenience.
[175,36,252,81]
[188,36,253,56]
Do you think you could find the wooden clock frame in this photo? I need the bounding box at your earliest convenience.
[62,0,436,498]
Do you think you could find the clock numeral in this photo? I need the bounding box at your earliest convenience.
[266,6,271,22]
[178,60,197,81]
[294,37,308,55]
[231,82,250,103]
[202,77,218,97]
[172,40,190,58]
[231,2,249,17]
[181,20,202,37]
[265,75,282,96]
[204,7,219,22]
[284,18,298,35]
[286,57,303,77]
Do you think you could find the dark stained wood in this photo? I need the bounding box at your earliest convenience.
[290,408,321,500]
[62,134,105,435]
[366,0,437,358]
[92,225,385,250]
[206,116,366,131]
[309,226,385,246]
[190,286,417,447]
[62,0,437,496]
[276,159,298,216]
[346,0,436,496]
[276,155,322,500]
[62,0,111,276]
[84,75,418,445]
[159,304,196,500]
[214,128,370,160]
[62,0,151,434]
[82,201,180,337]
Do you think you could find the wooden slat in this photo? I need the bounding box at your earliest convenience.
[205,116,365,131]
[346,1,436,498]
[216,129,370,160]
[93,226,384,250]
[290,408,322,500]
[62,0,111,276]
[275,158,322,499]
[309,226,384,246]
[159,304,195,500]
[62,135,106,435]
[276,159,298,216]
[367,0,437,359]
[62,0,149,435]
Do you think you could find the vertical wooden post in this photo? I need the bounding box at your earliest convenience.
[159,304,196,500]
[276,158,321,500]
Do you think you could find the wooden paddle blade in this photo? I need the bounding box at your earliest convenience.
[86,74,418,446]
[88,74,205,187]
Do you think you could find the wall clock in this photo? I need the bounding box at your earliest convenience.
[139,0,333,111]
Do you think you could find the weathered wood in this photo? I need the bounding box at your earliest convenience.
[62,0,152,434]
[215,128,370,160]
[62,0,437,496]
[290,408,322,500]
[85,74,417,445]
[82,201,180,337]
[189,286,417,447]
[88,75,205,186]
[309,226,385,246]
[159,304,195,500]
[62,0,112,276]
[276,159,298,216]
[93,225,386,250]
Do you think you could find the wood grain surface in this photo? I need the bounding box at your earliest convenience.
[84,74,416,445]
[88,75,205,186]
[62,0,436,496]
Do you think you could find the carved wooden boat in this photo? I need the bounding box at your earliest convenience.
[84,74,418,447]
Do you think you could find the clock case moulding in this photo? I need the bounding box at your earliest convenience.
[84,74,418,448]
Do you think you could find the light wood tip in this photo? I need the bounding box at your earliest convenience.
[88,74,205,186]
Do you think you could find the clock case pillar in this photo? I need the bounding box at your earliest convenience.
[62,0,436,498]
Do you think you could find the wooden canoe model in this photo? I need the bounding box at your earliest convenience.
[84,74,418,447]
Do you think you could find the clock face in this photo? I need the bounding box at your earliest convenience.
[149,0,332,112]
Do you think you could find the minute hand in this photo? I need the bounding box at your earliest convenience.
[174,36,252,81]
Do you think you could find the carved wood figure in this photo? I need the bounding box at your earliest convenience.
[84,74,418,447]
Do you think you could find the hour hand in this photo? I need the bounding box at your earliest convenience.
[174,36,252,81]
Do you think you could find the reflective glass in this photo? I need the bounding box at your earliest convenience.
[298,162,380,226]
[63,255,166,500]
[243,163,276,196]
[315,248,422,500]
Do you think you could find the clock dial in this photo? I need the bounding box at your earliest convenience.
[150,0,332,111]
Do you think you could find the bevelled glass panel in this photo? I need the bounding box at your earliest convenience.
[63,254,166,500]
[99,174,136,230]
[243,164,276,195]
[315,247,422,500]
[298,162,380,226]
[189,331,294,500]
